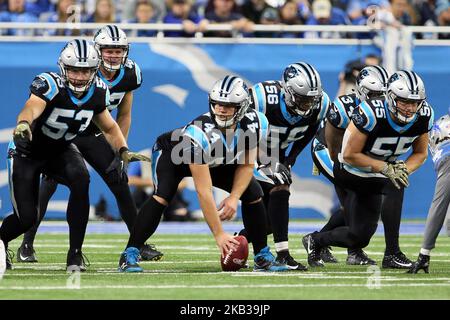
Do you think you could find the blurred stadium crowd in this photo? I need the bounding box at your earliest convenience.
[0,0,448,38]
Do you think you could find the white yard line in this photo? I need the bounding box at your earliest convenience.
[3,273,450,282]
[9,260,220,268]
[1,283,450,290]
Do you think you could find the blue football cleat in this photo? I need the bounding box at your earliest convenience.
[253,246,289,272]
[118,247,143,273]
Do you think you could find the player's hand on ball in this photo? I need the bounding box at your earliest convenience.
[218,195,239,221]
[215,232,239,259]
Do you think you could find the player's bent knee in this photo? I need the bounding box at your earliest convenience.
[66,167,90,187]
[269,185,290,193]
[153,195,169,206]
[351,231,372,249]
[246,197,262,205]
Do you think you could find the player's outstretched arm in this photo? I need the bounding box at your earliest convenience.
[17,94,46,124]
[94,109,150,167]
[405,132,428,174]
[93,109,128,151]
[14,94,47,141]
[219,148,256,221]
[325,121,345,163]
[189,163,239,258]
[116,91,133,140]
[342,122,386,173]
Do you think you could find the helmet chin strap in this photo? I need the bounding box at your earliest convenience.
[215,114,236,128]
[102,60,121,72]
[66,72,95,96]
[389,94,422,124]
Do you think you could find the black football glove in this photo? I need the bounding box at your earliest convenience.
[105,155,128,183]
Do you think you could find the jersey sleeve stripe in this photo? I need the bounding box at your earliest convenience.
[428,106,434,131]
[151,149,162,192]
[359,101,377,131]
[253,84,266,114]
[105,87,111,107]
[333,98,350,129]
[319,92,330,121]
[257,111,269,142]
[312,138,334,178]
[184,125,210,152]
[135,62,142,85]
[39,73,59,100]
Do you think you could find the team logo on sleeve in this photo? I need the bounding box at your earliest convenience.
[352,110,364,126]
[32,78,47,90]
[328,107,338,121]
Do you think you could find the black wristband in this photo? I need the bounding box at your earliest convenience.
[17,120,30,126]
[119,146,129,156]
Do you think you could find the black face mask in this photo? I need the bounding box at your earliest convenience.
[366,91,385,99]
[288,92,321,116]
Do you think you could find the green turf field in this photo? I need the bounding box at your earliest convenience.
[1,233,449,300]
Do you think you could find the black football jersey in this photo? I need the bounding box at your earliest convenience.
[82,59,142,135]
[27,72,109,156]
[327,93,361,130]
[342,98,434,177]
[250,80,330,159]
[156,109,269,168]
[97,59,142,111]
[316,93,361,146]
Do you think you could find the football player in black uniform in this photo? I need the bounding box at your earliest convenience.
[239,62,330,271]
[17,26,162,263]
[312,65,414,268]
[0,39,149,272]
[303,70,433,266]
[118,76,289,272]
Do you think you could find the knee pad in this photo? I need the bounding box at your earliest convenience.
[269,185,290,194]
[269,188,290,199]
[240,179,264,203]
[350,230,373,249]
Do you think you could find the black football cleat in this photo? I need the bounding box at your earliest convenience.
[302,233,324,267]
[407,254,430,274]
[347,249,377,265]
[139,243,163,261]
[17,243,38,263]
[382,251,413,269]
[276,251,307,271]
[320,247,338,263]
[66,249,90,273]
